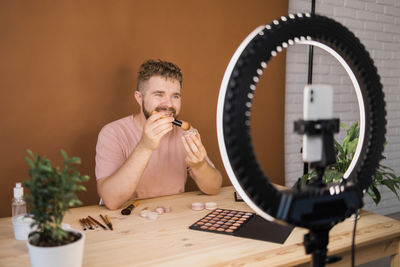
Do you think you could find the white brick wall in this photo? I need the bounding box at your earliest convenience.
[285,0,400,215]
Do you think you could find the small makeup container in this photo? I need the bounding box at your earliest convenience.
[183,127,198,137]
[147,212,158,221]
[205,202,218,210]
[155,207,165,215]
[191,202,205,211]
[163,206,172,213]
[140,209,151,218]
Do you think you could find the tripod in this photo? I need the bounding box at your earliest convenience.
[294,118,350,266]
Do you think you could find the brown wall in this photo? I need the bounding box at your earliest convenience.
[0,0,288,217]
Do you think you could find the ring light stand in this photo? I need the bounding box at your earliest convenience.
[217,13,386,266]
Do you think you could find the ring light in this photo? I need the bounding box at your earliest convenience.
[217,13,386,229]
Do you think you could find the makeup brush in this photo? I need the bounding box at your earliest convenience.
[100,214,113,230]
[121,200,140,215]
[79,219,87,231]
[105,215,113,230]
[172,120,190,130]
[151,110,190,130]
[88,215,107,230]
[84,218,94,230]
[86,217,98,228]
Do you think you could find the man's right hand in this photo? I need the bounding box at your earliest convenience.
[140,112,174,151]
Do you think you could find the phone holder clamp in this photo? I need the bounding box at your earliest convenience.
[294,119,340,169]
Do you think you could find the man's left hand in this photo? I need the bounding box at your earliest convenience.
[181,133,207,168]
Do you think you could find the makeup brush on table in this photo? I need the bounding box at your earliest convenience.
[121,201,140,215]
[88,215,107,230]
[105,215,113,230]
[79,219,87,231]
[100,214,113,230]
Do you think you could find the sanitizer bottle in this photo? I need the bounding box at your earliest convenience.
[12,182,33,240]
[12,183,26,218]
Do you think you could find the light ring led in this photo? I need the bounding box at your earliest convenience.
[217,13,386,227]
[298,40,365,181]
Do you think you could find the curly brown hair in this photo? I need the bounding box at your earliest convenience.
[137,59,183,92]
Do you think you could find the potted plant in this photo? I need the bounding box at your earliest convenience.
[24,149,89,267]
[300,122,400,205]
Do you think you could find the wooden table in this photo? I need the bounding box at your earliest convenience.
[0,186,399,266]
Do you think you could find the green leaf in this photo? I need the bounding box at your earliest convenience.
[324,170,340,183]
[80,175,90,182]
[374,172,383,182]
[368,185,381,205]
[26,149,34,158]
[379,164,395,172]
[379,171,396,179]
[68,199,82,207]
[68,157,81,164]
[348,122,359,137]
[24,156,35,168]
[38,164,52,172]
[381,180,400,199]
[60,149,68,161]
[75,185,87,192]
[347,138,358,156]
[334,140,345,159]
[340,122,349,131]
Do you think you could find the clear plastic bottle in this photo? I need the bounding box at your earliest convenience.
[12,182,26,219]
[12,182,33,240]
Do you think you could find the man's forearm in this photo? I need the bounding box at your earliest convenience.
[97,141,153,210]
[190,161,222,195]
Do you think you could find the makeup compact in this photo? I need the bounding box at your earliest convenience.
[205,202,217,210]
[189,208,294,244]
[191,202,205,211]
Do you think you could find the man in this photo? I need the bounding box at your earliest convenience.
[95,59,222,209]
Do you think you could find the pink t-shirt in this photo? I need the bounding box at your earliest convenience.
[95,115,188,199]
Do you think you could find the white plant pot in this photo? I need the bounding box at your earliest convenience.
[27,230,85,267]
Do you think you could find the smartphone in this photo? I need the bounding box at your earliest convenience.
[302,85,333,163]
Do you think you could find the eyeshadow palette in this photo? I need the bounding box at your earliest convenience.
[189,208,294,244]
[189,208,253,234]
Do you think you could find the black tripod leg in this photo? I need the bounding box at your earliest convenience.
[304,228,330,267]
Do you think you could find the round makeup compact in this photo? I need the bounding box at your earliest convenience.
[205,202,218,210]
[183,127,198,137]
[155,207,165,214]
[191,202,205,211]
[163,206,172,213]
[147,212,159,221]
[139,209,151,218]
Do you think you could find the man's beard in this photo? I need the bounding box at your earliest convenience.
[143,102,178,120]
